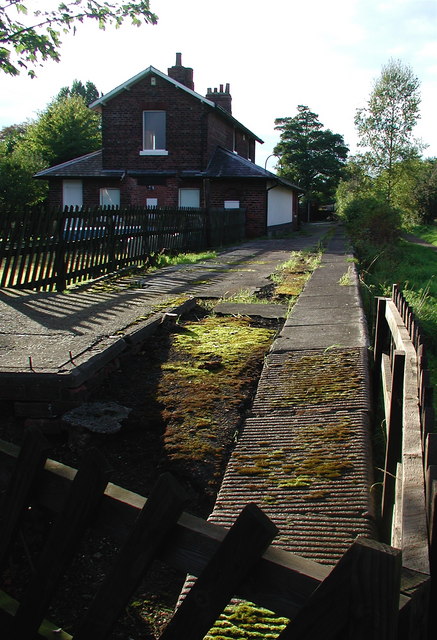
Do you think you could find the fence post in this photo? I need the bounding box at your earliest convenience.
[54,209,67,291]
[106,209,117,273]
[278,537,401,640]
[381,350,405,543]
[205,207,213,248]
[373,297,388,397]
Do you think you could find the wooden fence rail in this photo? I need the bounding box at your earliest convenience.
[374,284,435,635]
[0,431,431,639]
[0,205,246,292]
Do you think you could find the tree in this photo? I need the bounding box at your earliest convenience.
[274,105,348,217]
[0,122,28,153]
[354,59,423,203]
[0,1,157,77]
[23,94,101,166]
[56,79,100,105]
[336,156,374,216]
[389,157,437,226]
[0,123,46,207]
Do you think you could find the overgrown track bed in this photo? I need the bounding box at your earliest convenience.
[187,226,376,638]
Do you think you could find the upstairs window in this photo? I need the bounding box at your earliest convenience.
[141,110,168,155]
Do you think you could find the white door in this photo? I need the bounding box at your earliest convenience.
[179,188,200,208]
[63,180,83,208]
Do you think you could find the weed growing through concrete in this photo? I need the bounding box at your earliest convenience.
[271,250,321,297]
[338,266,355,286]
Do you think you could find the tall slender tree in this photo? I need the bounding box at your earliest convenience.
[354,59,423,203]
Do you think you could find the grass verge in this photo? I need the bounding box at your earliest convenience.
[358,231,437,419]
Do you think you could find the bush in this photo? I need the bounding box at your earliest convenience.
[339,196,401,252]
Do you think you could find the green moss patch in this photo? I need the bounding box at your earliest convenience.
[269,351,362,407]
[204,601,289,639]
[156,316,276,479]
[233,414,355,490]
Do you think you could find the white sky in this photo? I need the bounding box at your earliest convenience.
[1,0,436,170]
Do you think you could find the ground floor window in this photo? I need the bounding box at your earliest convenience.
[179,188,200,208]
[100,188,120,207]
[224,200,240,209]
[63,180,83,208]
[146,197,158,207]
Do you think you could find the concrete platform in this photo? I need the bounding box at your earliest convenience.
[0,224,332,409]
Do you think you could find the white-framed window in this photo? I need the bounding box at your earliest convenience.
[146,197,158,207]
[179,188,200,208]
[63,180,83,208]
[224,200,240,209]
[140,110,168,156]
[99,188,120,207]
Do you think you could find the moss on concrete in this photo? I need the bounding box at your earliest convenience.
[204,601,289,639]
[157,316,276,467]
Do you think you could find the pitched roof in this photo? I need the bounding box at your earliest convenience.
[203,147,303,191]
[34,150,121,179]
[89,65,263,144]
[34,146,302,193]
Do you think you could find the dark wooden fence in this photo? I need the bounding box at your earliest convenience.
[374,284,435,635]
[0,205,246,292]
[0,429,431,639]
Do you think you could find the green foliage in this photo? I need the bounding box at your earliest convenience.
[0,153,47,206]
[411,224,437,246]
[336,156,374,215]
[0,1,157,77]
[406,158,437,225]
[205,601,288,639]
[56,79,100,105]
[337,155,437,229]
[0,89,101,205]
[354,59,423,203]
[24,94,101,166]
[274,105,348,205]
[0,122,27,153]
[339,196,401,254]
[359,237,437,412]
[0,122,47,206]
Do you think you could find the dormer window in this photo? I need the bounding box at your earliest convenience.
[140,110,168,156]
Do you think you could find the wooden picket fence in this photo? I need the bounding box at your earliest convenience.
[0,428,432,640]
[374,284,435,634]
[0,205,246,292]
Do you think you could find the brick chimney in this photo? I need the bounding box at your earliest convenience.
[205,83,232,114]
[167,52,194,91]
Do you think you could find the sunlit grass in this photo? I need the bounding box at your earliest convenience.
[359,238,437,416]
[410,223,437,246]
[151,250,217,268]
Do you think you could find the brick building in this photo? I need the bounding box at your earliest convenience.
[36,54,301,237]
